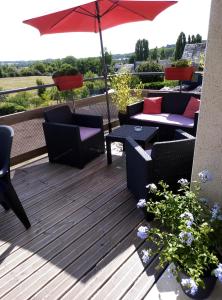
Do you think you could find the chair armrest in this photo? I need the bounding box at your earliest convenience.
[43,122,81,147]
[73,113,103,128]
[125,137,153,199]
[174,129,195,140]
[126,101,143,117]
[193,111,199,135]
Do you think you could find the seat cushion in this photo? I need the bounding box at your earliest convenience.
[143,97,162,114]
[79,127,101,141]
[131,113,194,128]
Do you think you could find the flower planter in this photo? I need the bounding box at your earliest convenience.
[179,269,217,299]
[53,74,83,91]
[164,67,194,81]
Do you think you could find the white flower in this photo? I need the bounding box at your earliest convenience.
[181,278,198,295]
[180,212,194,228]
[198,169,213,183]
[214,263,222,282]
[137,226,149,240]
[141,249,150,264]
[179,231,194,246]
[178,178,189,186]
[146,183,157,193]
[211,203,222,221]
[137,199,146,208]
[167,265,176,279]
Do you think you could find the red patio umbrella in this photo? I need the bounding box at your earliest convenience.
[23,0,177,132]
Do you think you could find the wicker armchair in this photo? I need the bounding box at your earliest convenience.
[0,125,31,229]
[125,129,195,200]
[43,105,105,169]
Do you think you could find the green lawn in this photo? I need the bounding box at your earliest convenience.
[0,76,53,91]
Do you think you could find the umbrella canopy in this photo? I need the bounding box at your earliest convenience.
[23,0,177,132]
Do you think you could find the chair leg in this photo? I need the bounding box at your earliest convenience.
[0,180,31,229]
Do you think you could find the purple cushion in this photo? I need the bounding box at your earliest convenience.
[79,127,101,141]
[131,113,194,128]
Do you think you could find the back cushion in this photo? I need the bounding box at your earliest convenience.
[44,106,73,124]
[183,96,200,119]
[147,92,200,114]
[143,97,162,114]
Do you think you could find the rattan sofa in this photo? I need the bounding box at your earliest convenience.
[126,91,200,141]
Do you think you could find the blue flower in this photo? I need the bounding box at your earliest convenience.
[214,264,222,282]
[178,178,189,186]
[141,249,150,264]
[211,203,222,221]
[137,199,146,208]
[179,231,194,246]
[181,278,198,295]
[146,183,157,193]
[198,169,213,183]
[137,226,149,240]
[180,212,194,228]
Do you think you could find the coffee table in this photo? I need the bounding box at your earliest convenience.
[106,125,158,164]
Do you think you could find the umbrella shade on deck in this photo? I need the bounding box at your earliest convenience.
[23,0,177,132]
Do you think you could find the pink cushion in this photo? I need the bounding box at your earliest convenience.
[143,97,162,114]
[183,96,200,119]
[131,113,194,128]
[79,127,101,141]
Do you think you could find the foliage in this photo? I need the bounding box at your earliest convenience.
[36,78,46,98]
[137,170,222,295]
[0,102,25,115]
[143,80,178,90]
[198,53,205,71]
[174,32,186,60]
[110,71,143,112]
[135,39,149,61]
[171,59,192,68]
[52,64,80,78]
[150,47,158,61]
[136,61,163,83]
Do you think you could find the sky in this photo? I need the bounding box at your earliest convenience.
[0,0,212,61]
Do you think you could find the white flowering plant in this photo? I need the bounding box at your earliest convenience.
[137,170,222,296]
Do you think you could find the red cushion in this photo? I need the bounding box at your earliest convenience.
[143,97,162,114]
[183,96,200,119]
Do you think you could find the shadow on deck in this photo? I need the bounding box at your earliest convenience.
[0,151,163,300]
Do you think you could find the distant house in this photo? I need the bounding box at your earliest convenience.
[182,42,206,66]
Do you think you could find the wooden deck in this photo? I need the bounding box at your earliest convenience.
[0,150,163,300]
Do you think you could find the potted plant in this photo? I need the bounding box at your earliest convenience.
[164,59,195,81]
[52,64,83,91]
[110,71,143,125]
[136,170,222,299]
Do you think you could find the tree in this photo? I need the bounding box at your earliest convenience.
[188,35,191,44]
[191,35,196,44]
[151,47,158,61]
[160,47,166,59]
[196,34,202,43]
[135,39,149,61]
[174,32,186,60]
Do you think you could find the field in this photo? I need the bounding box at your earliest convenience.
[0,76,53,91]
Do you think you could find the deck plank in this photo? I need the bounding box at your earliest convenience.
[0,150,160,300]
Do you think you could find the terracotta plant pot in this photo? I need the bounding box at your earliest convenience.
[164,67,194,81]
[53,74,83,91]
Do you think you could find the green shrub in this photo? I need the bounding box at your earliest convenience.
[0,102,25,116]
[36,78,46,98]
[136,61,163,83]
[143,80,179,90]
[7,92,34,108]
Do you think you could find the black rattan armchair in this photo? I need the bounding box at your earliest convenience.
[0,125,31,229]
[125,129,195,200]
[43,105,105,169]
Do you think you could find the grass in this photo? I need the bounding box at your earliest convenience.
[0,76,53,91]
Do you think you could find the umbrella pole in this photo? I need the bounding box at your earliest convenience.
[96,2,112,133]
